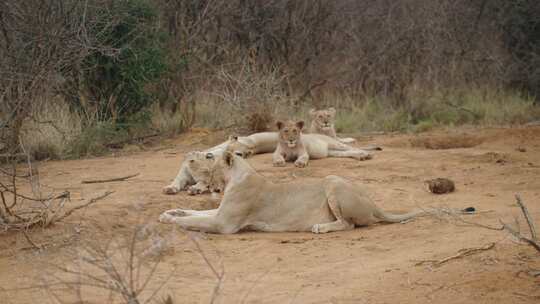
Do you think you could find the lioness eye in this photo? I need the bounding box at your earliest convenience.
[318,115,323,119]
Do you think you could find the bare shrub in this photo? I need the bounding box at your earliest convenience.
[196,62,288,133]
[40,223,177,304]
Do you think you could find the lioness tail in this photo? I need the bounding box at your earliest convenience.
[375,209,425,223]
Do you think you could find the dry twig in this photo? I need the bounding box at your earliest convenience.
[415,242,495,267]
[53,191,114,223]
[82,173,139,184]
[515,194,537,241]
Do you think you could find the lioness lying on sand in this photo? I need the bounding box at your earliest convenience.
[159,151,424,234]
[163,131,378,194]
[309,107,356,143]
[273,120,371,167]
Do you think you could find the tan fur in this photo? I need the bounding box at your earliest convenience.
[309,107,355,143]
[164,129,375,194]
[160,152,424,234]
[273,120,371,167]
[162,151,224,195]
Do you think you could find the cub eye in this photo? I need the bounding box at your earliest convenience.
[284,129,289,133]
[318,115,323,119]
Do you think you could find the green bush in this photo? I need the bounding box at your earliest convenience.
[76,0,167,122]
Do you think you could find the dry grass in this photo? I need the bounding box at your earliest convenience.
[20,99,82,160]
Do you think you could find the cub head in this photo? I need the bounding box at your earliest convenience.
[226,135,254,158]
[185,151,215,182]
[276,120,304,148]
[309,107,336,131]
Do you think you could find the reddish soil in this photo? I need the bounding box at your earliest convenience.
[1,126,539,303]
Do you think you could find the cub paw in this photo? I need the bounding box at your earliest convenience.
[162,185,179,195]
[187,186,204,195]
[294,160,307,168]
[354,153,372,161]
[273,160,286,167]
[361,153,373,160]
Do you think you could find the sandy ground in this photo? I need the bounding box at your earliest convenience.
[1,126,539,304]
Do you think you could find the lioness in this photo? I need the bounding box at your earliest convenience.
[163,131,377,194]
[159,151,424,234]
[309,107,355,143]
[273,120,371,167]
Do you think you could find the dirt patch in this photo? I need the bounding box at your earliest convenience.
[410,134,483,149]
[1,126,540,303]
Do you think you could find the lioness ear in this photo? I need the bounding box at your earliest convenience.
[309,108,317,117]
[328,107,336,116]
[296,120,305,130]
[228,135,239,142]
[276,121,284,130]
[224,151,234,167]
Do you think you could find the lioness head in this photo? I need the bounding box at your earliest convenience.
[276,120,304,148]
[208,150,237,193]
[309,107,336,131]
[226,135,254,158]
[185,151,215,182]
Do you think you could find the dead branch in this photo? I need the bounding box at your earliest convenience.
[515,194,537,241]
[81,173,139,184]
[415,242,495,267]
[22,229,42,250]
[54,191,114,223]
[501,221,540,252]
[186,231,224,304]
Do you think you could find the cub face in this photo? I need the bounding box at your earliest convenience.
[226,135,254,158]
[185,151,215,182]
[309,107,336,131]
[276,120,305,148]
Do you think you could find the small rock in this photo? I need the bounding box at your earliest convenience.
[516,147,526,152]
[425,178,455,194]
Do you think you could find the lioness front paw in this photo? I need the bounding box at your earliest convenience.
[162,185,179,195]
[159,209,188,223]
[159,212,175,223]
[311,224,321,234]
[294,160,307,168]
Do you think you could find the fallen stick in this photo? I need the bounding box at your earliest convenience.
[515,194,537,241]
[415,242,495,267]
[81,173,139,184]
[54,191,114,223]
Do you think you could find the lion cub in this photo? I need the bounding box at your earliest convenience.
[273,120,311,167]
[309,107,355,143]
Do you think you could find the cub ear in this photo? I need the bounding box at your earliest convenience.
[276,121,284,130]
[327,107,336,116]
[296,120,305,130]
[228,135,239,142]
[224,151,234,167]
[309,108,317,117]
